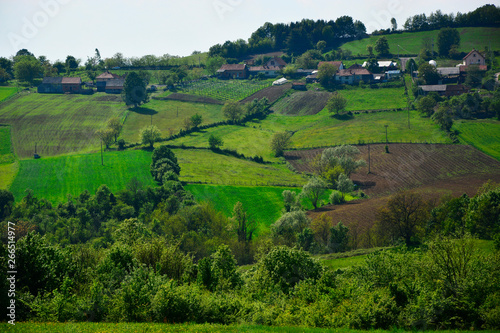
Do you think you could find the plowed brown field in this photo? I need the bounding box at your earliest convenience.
[285,144,500,246]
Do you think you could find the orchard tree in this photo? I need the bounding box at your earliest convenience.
[326,92,347,115]
[96,128,114,149]
[320,145,366,177]
[107,117,123,142]
[140,125,161,148]
[437,27,460,57]
[270,132,292,157]
[222,100,244,123]
[375,36,390,56]
[122,72,149,107]
[301,177,328,209]
[337,173,355,199]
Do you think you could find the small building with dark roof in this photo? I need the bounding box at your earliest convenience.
[38,77,82,93]
[105,79,125,94]
[217,64,248,79]
[96,71,123,91]
[335,68,372,84]
[419,84,470,97]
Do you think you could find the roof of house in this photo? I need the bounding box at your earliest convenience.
[105,79,125,89]
[336,68,372,77]
[419,85,447,92]
[446,84,469,92]
[217,64,247,72]
[463,49,484,60]
[96,71,121,79]
[318,61,343,69]
[249,65,281,72]
[363,60,397,68]
[386,70,401,74]
[61,77,82,84]
[459,65,488,72]
[266,57,287,67]
[41,77,81,84]
[436,67,460,76]
[348,64,363,69]
[41,77,63,84]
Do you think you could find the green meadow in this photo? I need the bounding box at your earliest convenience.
[341,87,407,111]
[339,27,500,56]
[8,148,308,203]
[121,99,224,143]
[9,149,156,203]
[0,125,18,189]
[454,119,500,161]
[174,149,307,186]
[0,92,128,159]
[0,86,17,102]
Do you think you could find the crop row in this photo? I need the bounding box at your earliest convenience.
[181,80,271,101]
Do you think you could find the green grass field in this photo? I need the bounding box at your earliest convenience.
[0,125,18,189]
[0,92,128,159]
[454,119,500,160]
[8,147,307,203]
[341,87,407,111]
[168,124,277,161]
[9,149,156,203]
[0,86,17,102]
[175,149,307,187]
[339,27,500,56]
[121,99,224,144]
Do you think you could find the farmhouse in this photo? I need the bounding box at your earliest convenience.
[462,49,486,66]
[217,64,248,79]
[265,56,287,69]
[38,77,82,94]
[249,65,282,77]
[96,71,123,92]
[335,68,372,84]
[105,79,125,94]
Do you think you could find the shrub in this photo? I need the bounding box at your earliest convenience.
[330,191,344,205]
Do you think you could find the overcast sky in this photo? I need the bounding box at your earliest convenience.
[0,0,494,62]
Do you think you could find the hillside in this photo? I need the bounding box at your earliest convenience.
[339,27,500,56]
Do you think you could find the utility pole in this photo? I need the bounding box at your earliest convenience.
[385,124,389,144]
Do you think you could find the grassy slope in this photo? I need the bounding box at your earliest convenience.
[0,93,128,159]
[176,149,306,186]
[167,125,277,161]
[341,87,407,111]
[9,148,307,203]
[0,125,18,189]
[340,27,500,56]
[9,150,156,203]
[121,99,224,144]
[0,86,17,102]
[454,119,500,161]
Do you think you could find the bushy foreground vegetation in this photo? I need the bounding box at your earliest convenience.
[0,146,499,329]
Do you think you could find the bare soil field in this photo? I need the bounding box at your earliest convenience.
[240,83,292,104]
[287,144,500,246]
[286,143,500,196]
[271,91,331,116]
[156,93,223,105]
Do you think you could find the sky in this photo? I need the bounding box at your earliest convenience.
[0,0,494,62]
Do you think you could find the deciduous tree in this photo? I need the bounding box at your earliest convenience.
[375,37,390,56]
[437,27,460,57]
[122,72,149,107]
[326,92,347,115]
[270,132,292,157]
[222,100,244,123]
[208,134,223,150]
[301,177,328,209]
[140,125,161,148]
